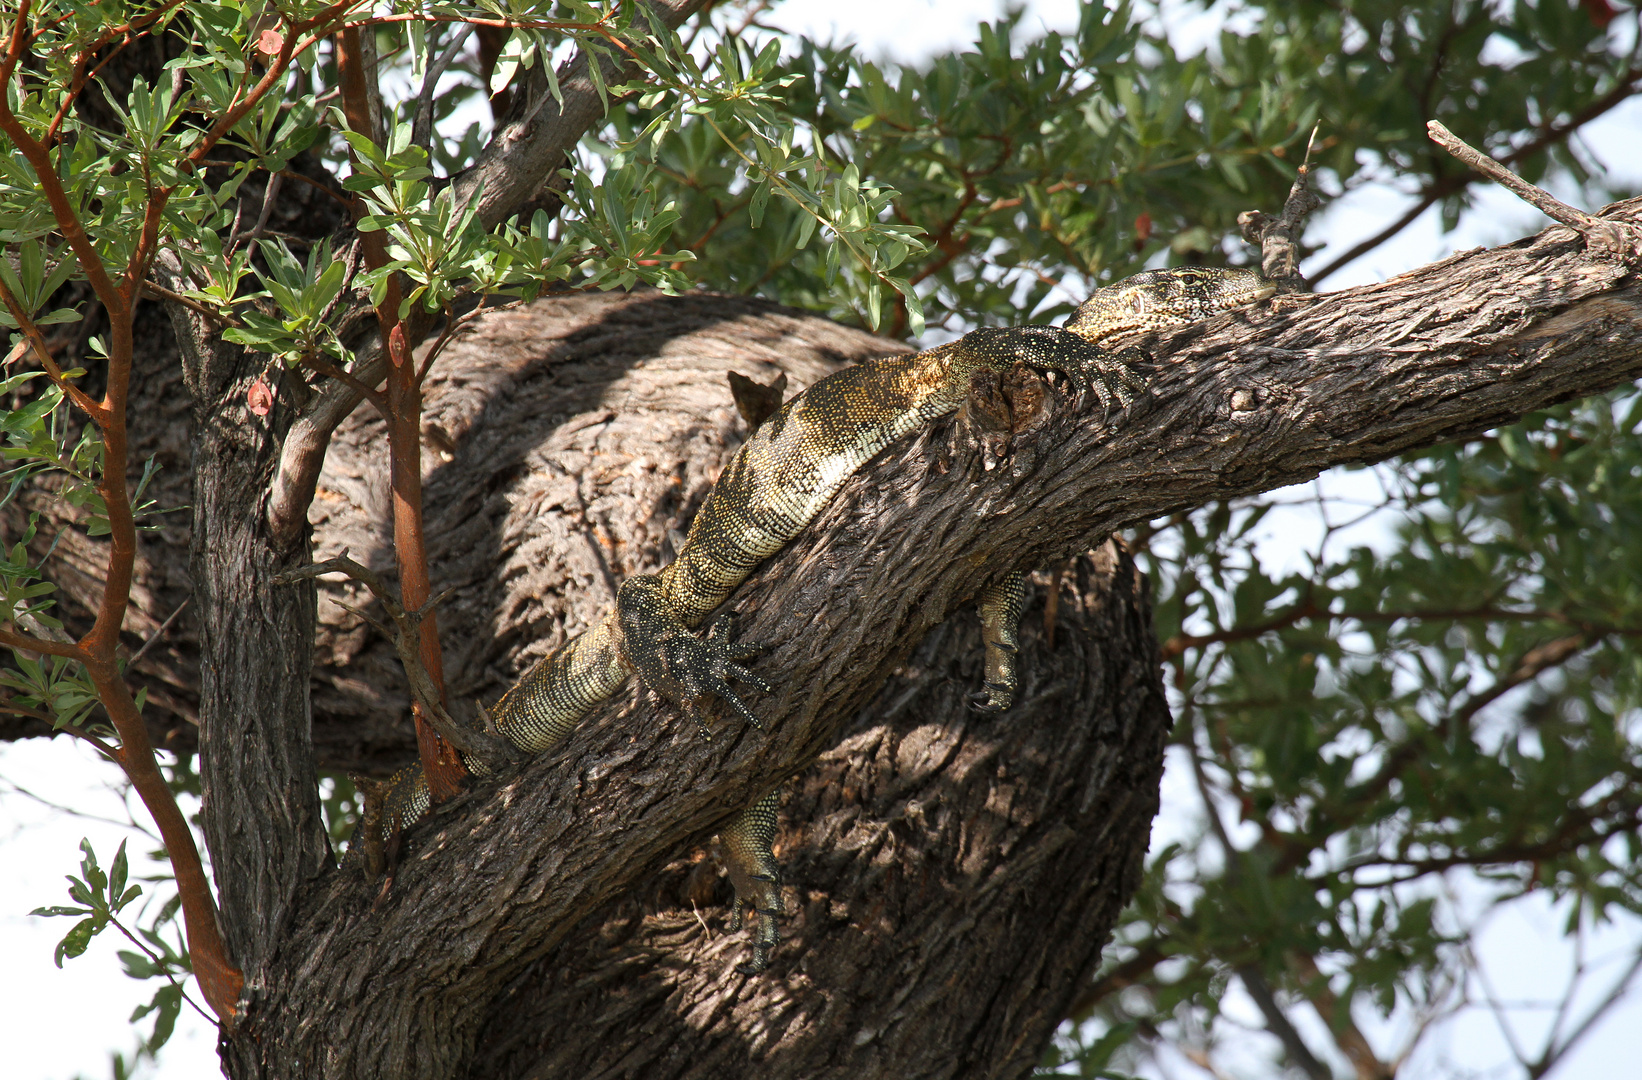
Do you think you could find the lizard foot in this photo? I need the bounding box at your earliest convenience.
[617,576,773,736]
[729,877,782,974]
[962,326,1150,418]
[1057,342,1150,416]
[723,791,783,974]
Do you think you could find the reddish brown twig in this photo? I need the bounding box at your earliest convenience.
[336,24,465,802]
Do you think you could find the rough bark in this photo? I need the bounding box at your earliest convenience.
[171,305,335,975]
[215,201,1641,1077]
[453,0,709,230]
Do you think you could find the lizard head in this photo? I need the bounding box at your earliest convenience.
[1064,266,1277,341]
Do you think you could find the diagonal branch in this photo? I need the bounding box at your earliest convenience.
[1428,120,1642,259]
[1531,944,1642,1078]
[1311,68,1642,286]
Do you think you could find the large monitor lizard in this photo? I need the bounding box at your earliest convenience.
[360,266,1276,973]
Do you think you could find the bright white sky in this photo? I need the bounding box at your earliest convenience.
[4,3,1642,1078]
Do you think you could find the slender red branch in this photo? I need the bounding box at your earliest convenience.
[344,11,610,31]
[300,354,387,410]
[0,625,87,660]
[0,279,108,423]
[139,281,236,327]
[184,2,358,170]
[41,0,191,144]
[90,660,243,1020]
[336,23,464,802]
[413,300,486,388]
[0,1,244,1021]
[0,2,126,327]
[14,706,123,759]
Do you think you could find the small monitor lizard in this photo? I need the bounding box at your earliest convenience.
[360,266,1276,973]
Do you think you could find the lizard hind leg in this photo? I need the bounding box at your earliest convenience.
[722,789,783,974]
[972,569,1027,712]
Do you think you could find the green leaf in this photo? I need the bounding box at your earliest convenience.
[118,949,159,979]
[749,179,771,229]
[54,916,97,966]
[108,839,128,909]
[29,904,90,918]
[146,984,181,1051]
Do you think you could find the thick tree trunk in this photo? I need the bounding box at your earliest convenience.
[161,290,1170,1079]
[171,310,334,975]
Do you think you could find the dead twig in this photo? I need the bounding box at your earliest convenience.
[274,552,523,772]
[1427,120,1642,261]
[127,597,190,667]
[1238,121,1324,287]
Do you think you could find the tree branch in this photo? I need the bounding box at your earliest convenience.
[1531,944,1642,1078]
[335,21,466,800]
[1428,121,1642,260]
[220,196,1642,1076]
[449,0,706,230]
[1310,67,1642,286]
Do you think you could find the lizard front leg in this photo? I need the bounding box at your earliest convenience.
[615,574,770,737]
[961,325,1150,414]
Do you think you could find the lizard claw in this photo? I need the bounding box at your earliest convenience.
[707,613,767,663]
[688,614,772,730]
[1066,344,1149,418]
[618,576,773,735]
[731,884,782,974]
[968,680,1015,713]
[962,325,1148,419]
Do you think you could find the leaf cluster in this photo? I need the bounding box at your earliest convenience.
[639,0,1636,334]
[30,837,191,1054]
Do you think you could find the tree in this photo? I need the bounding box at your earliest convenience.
[2,2,1639,1078]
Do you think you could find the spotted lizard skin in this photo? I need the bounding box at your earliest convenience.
[362,266,1275,973]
